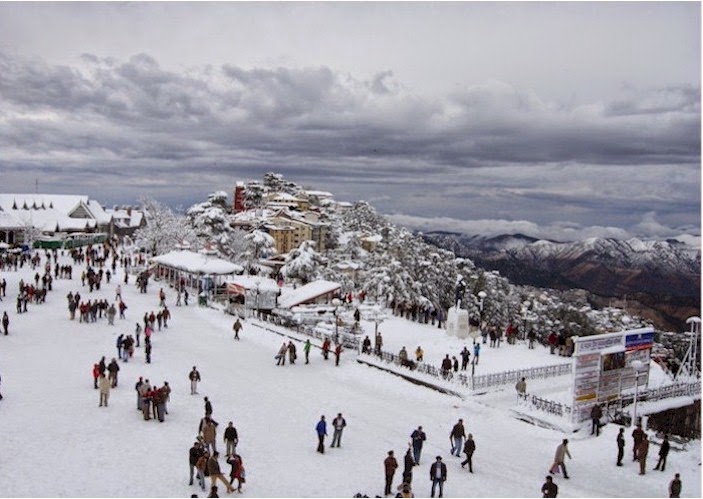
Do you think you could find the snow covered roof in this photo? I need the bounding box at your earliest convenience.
[277,280,341,309]
[224,275,280,293]
[151,250,243,275]
[303,190,334,198]
[0,194,111,232]
[105,208,144,229]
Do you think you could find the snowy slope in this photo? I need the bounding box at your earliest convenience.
[0,253,700,498]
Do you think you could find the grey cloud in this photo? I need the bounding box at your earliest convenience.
[0,51,699,236]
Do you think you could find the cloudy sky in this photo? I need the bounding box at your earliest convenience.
[0,2,700,240]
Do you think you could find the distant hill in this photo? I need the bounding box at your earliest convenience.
[422,232,701,332]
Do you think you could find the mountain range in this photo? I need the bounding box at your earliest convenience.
[421,232,701,332]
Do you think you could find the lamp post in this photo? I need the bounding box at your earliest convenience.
[631,359,646,427]
[522,300,531,340]
[332,297,341,343]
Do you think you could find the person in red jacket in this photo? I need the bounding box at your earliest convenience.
[92,363,100,389]
[322,338,331,360]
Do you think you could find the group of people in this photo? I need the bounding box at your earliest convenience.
[189,394,246,496]
[543,430,682,497]
[275,338,342,366]
[135,377,171,422]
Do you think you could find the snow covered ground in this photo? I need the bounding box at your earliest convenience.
[0,252,700,497]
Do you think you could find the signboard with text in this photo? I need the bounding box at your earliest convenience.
[571,327,654,423]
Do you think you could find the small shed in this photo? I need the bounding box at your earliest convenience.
[150,250,244,292]
[277,280,341,309]
[225,275,281,310]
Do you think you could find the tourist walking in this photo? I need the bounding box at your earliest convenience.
[637,434,649,475]
[429,456,447,498]
[224,421,239,456]
[410,425,426,465]
[190,366,201,394]
[515,377,527,401]
[616,428,625,466]
[331,412,347,448]
[550,439,571,479]
[98,373,110,407]
[669,473,682,498]
[232,318,242,340]
[590,404,603,436]
[541,476,558,498]
[461,434,475,472]
[632,424,645,461]
[315,415,327,454]
[304,339,312,364]
[449,419,465,457]
[654,435,670,471]
[384,450,398,496]
[206,452,234,494]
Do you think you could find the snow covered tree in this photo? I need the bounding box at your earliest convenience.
[241,229,276,272]
[243,181,266,210]
[281,240,325,284]
[20,218,43,248]
[134,196,198,255]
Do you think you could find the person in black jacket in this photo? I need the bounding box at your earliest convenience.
[429,456,447,498]
[224,421,239,456]
[654,435,670,471]
[616,428,625,466]
[449,419,465,457]
[204,396,213,417]
[189,441,204,486]
[541,475,558,498]
[410,426,426,465]
[590,404,603,436]
[107,358,120,387]
[461,434,476,472]
[668,473,682,498]
[402,447,414,485]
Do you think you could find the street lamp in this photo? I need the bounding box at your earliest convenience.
[332,297,342,343]
[522,300,531,340]
[631,359,646,427]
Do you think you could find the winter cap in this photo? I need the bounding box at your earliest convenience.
[436,456,442,460]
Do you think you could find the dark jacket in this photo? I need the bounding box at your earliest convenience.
[411,429,426,448]
[384,456,398,475]
[403,450,414,473]
[463,438,476,454]
[224,426,239,442]
[613,435,623,454]
[590,405,603,420]
[190,445,203,466]
[429,461,447,481]
[659,439,670,457]
[542,481,558,498]
[451,422,465,438]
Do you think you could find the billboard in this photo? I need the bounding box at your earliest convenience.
[571,327,654,423]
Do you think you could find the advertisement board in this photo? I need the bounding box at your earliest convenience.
[571,327,654,423]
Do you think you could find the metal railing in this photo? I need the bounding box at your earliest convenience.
[528,395,572,417]
[526,381,701,421]
[621,381,701,406]
[363,350,572,391]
